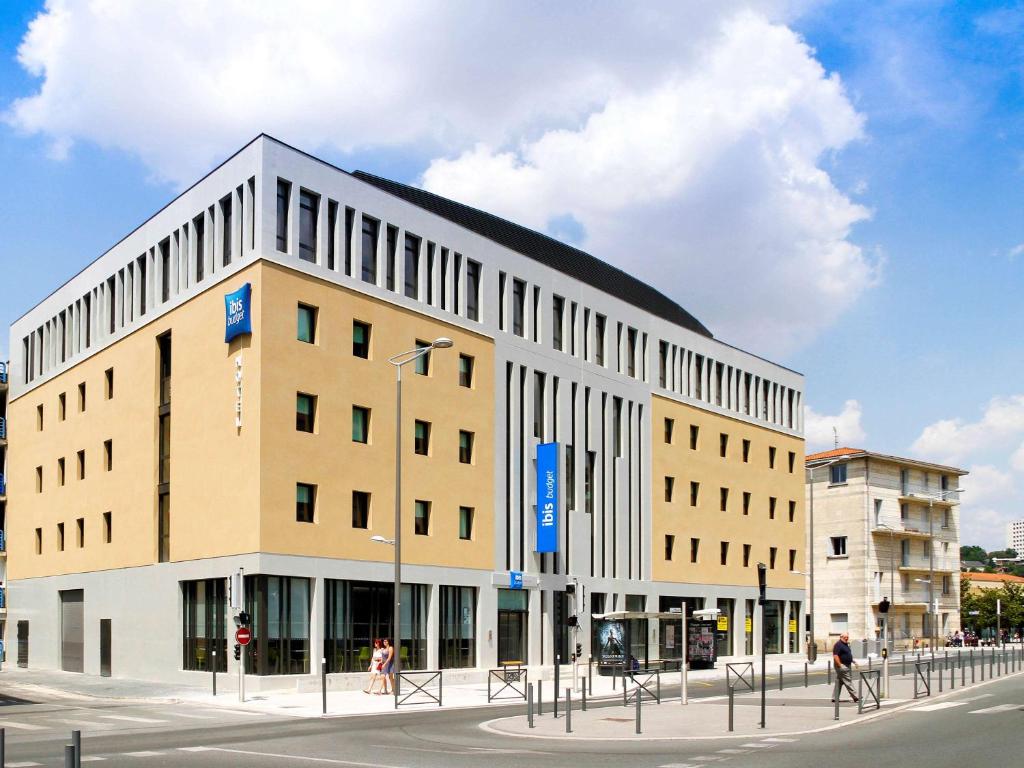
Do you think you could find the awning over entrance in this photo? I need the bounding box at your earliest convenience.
[592,611,685,621]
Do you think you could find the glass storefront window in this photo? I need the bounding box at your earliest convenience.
[715,597,733,658]
[324,579,427,673]
[497,588,528,665]
[788,600,801,653]
[659,595,703,659]
[439,586,476,669]
[764,600,783,655]
[244,575,310,675]
[745,599,755,655]
[182,579,226,672]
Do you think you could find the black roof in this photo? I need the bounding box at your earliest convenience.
[350,171,713,338]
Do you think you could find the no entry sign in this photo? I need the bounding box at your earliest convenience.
[235,627,252,646]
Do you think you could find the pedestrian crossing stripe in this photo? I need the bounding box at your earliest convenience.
[912,702,967,712]
[969,704,1020,714]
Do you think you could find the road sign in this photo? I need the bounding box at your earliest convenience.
[235,627,252,646]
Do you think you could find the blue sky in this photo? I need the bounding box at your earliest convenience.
[0,1,1022,547]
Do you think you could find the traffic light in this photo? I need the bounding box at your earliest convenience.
[238,611,251,627]
[576,642,583,657]
[566,614,578,627]
[233,643,241,661]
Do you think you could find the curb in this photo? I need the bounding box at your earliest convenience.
[477,667,1024,743]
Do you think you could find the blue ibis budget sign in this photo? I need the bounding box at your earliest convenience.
[224,283,252,342]
[535,441,559,553]
[510,571,523,589]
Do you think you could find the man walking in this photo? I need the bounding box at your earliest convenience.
[832,632,859,703]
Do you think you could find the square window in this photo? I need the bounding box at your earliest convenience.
[768,446,777,468]
[720,541,729,566]
[690,537,700,564]
[742,439,750,462]
[720,487,729,512]
[664,418,674,444]
[352,406,370,443]
[690,481,699,506]
[296,393,316,433]
[296,483,316,523]
[415,420,431,456]
[415,500,431,535]
[665,534,675,561]
[103,511,112,543]
[665,476,675,502]
[352,491,370,529]
[297,303,318,344]
[830,536,847,556]
[414,340,431,375]
[830,463,848,484]
[459,506,474,540]
[720,433,728,458]
[104,439,112,471]
[353,320,371,359]
[459,354,474,388]
[689,424,699,450]
[743,544,751,567]
[459,430,474,464]
[105,368,114,399]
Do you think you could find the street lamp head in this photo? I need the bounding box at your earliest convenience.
[431,337,454,349]
[370,535,396,545]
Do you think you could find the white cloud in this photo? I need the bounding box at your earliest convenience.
[804,399,866,451]
[6,0,873,355]
[960,464,1013,506]
[1009,243,1024,260]
[910,395,1024,465]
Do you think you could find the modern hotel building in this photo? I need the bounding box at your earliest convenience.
[6,136,805,687]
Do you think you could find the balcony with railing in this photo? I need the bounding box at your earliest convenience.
[898,482,960,506]
[898,557,957,573]
[872,588,957,608]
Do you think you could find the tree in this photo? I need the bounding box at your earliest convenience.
[960,545,987,563]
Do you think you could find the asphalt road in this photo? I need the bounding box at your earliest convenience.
[0,669,1020,767]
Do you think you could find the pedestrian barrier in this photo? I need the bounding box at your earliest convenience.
[394,670,443,708]
[487,666,528,702]
[726,662,755,733]
[857,670,881,714]
[624,670,661,706]
[913,660,931,699]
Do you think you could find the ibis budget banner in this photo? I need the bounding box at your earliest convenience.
[224,283,252,342]
[535,442,559,552]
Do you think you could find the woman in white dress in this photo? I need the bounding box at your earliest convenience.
[364,638,384,694]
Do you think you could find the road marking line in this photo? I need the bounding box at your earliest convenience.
[960,693,994,702]
[741,743,775,748]
[203,709,265,717]
[717,748,750,754]
[80,757,106,762]
[7,762,42,767]
[178,747,216,752]
[210,747,414,766]
[970,704,1020,714]
[0,721,48,731]
[691,757,722,761]
[164,712,217,720]
[99,715,169,724]
[912,702,967,712]
[123,752,164,757]
[762,737,798,742]
[659,764,701,767]
[48,719,116,729]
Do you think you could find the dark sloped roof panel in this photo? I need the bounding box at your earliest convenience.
[350,171,713,338]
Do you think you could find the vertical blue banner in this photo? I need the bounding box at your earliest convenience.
[535,441,559,553]
[224,283,252,342]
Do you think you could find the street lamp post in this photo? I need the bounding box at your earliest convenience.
[385,337,454,702]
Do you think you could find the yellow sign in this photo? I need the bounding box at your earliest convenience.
[717,616,729,632]
[745,617,753,633]
[788,619,797,633]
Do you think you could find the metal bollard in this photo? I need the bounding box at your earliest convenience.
[65,745,74,768]
[962,658,965,687]
[322,658,327,716]
[728,687,735,732]
[827,661,832,685]
[971,649,975,683]
[566,688,572,733]
[902,653,906,676]
[834,691,840,720]
[990,649,994,679]
[939,662,943,693]
[1,727,5,768]
[554,658,560,719]
[72,729,81,768]
[635,684,642,734]
[212,649,217,696]
[858,677,863,715]
[804,662,808,687]
[582,678,587,711]
[779,664,783,691]
[538,679,543,716]
[868,656,872,671]
[527,682,534,728]
[950,662,954,689]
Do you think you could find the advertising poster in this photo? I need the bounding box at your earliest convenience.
[595,619,626,665]
[688,619,716,667]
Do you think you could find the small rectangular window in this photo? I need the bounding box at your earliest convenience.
[35,465,43,493]
[720,487,729,512]
[690,537,700,564]
[415,500,431,535]
[296,483,316,523]
[58,522,65,551]
[220,196,233,266]
[299,189,319,263]
[466,259,481,321]
[296,393,316,433]
[352,491,370,529]
[789,549,797,571]
[37,403,43,430]
[595,314,606,367]
[459,354,474,388]
[78,382,86,412]
[105,368,114,399]
[58,457,65,486]
[769,546,778,569]
[769,497,777,519]
[76,517,85,548]
[352,321,371,359]
[743,543,751,567]
[664,418,674,444]
[789,500,796,522]
[552,295,565,351]
[59,392,66,420]
[404,233,421,299]
[77,449,85,479]
[512,279,526,337]
[327,200,338,270]
[788,451,796,473]
[36,527,43,554]
[720,541,729,566]
[276,179,291,252]
[297,303,317,344]
[768,446,777,468]
[665,534,675,561]
[743,491,751,516]
[665,476,675,502]
[414,420,431,456]
[720,433,728,458]
[352,406,370,443]
[830,463,848,484]
[361,216,379,285]
[900,502,909,521]
[414,340,431,375]
[689,424,699,450]
[104,439,113,471]
[459,430,474,464]
[386,225,398,292]
[690,481,699,507]
[103,511,112,543]
[742,439,750,462]
[459,506,474,540]
[830,536,847,556]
